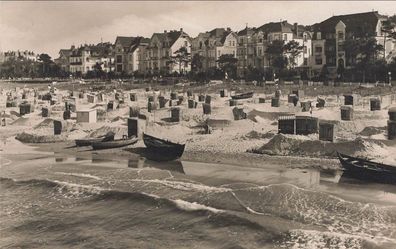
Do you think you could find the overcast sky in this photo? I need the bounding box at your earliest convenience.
[1,1,395,58]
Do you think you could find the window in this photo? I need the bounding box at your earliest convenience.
[258,48,262,56]
[284,34,288,41]
[315,58,322,65]
[315,46,322,53]
[304,58,308,66]
[229,41,231,46]
[184,41,188,47]
[338,31,344,40]
[317,32,321,40]
[259,38,263,43]
[199,41,203,49]
[116,55,122,63]
[86,57,89,62]
[303,46,307,53]
[232,41,235,46]
[303,34,307,42]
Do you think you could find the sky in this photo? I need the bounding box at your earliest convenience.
[1,1,395,58]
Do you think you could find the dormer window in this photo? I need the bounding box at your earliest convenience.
[317,32,321,40]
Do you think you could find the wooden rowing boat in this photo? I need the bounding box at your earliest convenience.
[337,152,396,184]
[91,136,138,150]
[231,92,254,100]
[75,132,115,147]
[143,133,185,161]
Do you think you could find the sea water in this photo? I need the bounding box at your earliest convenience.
[1,152,396,249]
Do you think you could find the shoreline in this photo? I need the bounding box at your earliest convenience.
[26,139,340,171]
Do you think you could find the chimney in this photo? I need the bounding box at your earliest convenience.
[227,27,231,32]
[294,22,298,36]
[180,28,183,32]
[164,30,167,33]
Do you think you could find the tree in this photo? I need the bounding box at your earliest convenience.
[167,46,190,75]
[381,18,396,60]
[93,62,105,78]
[319,64,329,82]
[343,37,383,82]
[265,40,288,77]
[38,53,52,76]
[216,54,238,79]
[355,38,383,82]
[191,54,204,73]
[284,40,303,68]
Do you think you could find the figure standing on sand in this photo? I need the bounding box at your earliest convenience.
[293,95,299,107]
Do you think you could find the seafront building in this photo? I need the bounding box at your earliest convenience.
[310,11,396,78]
[146,28,192,75]
[50,10,396,80]
[62,42,115,75]
[235,21,313,78]
[0,50,38,62]
[191,28,238,71]
[114,36,150,76]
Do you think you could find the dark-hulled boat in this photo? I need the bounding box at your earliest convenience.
[143,133,185,161]
[231,92,254,100]
[91,136,138,150]
[75,132,115,147]
[337,152,396,184]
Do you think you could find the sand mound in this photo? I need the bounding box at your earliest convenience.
[11,117,32,126]
[111,116,127,122]
[34,118,55,129]
[358,126,386,137]
[252,134,387,158]
[89,125,128,138]
[15,132,67,143]
[243,130,275,140]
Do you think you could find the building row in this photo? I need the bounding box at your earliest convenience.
[0,50,38,63]
[53,11,395,79]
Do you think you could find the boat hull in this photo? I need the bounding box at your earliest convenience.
[337,152,396,184]
[143,134,185,161]
[91,137,138,150]
[75,138,103,147]
[231,92,254,100]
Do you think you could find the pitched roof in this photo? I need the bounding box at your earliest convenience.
[237,27,256,36]
[115,36,137,48]
[257,21,293,34]
[151,30,190,47]
[316,11,385,37]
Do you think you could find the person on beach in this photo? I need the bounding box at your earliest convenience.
[293,95,299,107]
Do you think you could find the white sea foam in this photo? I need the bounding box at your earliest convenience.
[55,172,102,180]
[284,229,396,249]
[129,178,231,193]
[173,199,224,213]
[51,179,105,198]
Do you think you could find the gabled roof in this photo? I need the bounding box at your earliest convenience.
[150,30,190,48]
[209,28,226,37]
[315,11,385,37]
[115,36,137,48]
[59,49,71,56]
[257,21,293,34]
[237,27,256,36]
